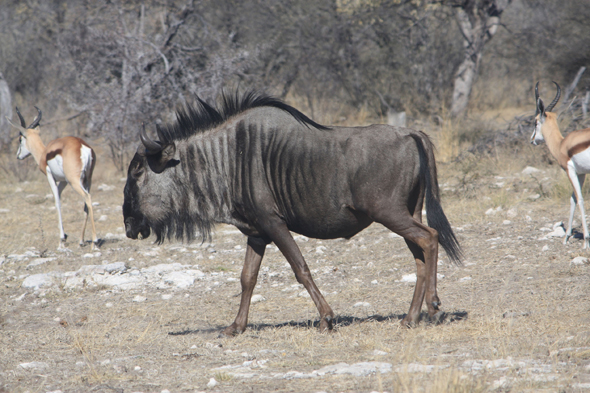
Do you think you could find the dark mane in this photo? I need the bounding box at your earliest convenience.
[157,90,329,143]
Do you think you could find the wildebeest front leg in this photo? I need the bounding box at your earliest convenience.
[222,236,268,336]
[267,222,335,332]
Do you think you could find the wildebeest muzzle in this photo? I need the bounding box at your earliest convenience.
[125,217,151,240]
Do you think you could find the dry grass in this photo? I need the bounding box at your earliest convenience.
[1,111,590,392]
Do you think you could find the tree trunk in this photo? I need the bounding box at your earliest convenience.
[0,72,12,151]
[449,0,511,118]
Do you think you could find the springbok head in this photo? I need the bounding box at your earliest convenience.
[531,81,561,146]
[6,106,42,159]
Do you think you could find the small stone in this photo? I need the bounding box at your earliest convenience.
[207,377,218,388]
[133,295,147,302]
[19,361,49,370]
[542,245,549,252]
[506,207,518,218]
[400,273,417,283]
[353,302,371,308]
[522,166,541,175]
[251,294,266,303]
[162,294,173,300]
[571,256,589,266]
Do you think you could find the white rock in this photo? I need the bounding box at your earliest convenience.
[26,257,56,269]
[132,295,147,302]
[522,166,541,175]
[104,262,127,273]
[373,350,388,356]
[506,207,518,218]
[251,294,266,303]
[503,220,511,225]
[459,276,472,282]
[400,273,417,283]
[547,227,566,237]
[314,362,392,377]
[22,273,59,290]
[207,377,218,388]
[542,245,550,252]
[571,256,589,265]
[371,280,378,285]
[97,183,115,191]
[98,215,108,222]
[141,263,186,275]
[19,361,49,370]
[395,363,447,373]
[161,271,195,289]
[353,302,371,308]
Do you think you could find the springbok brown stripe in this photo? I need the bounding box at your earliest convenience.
[566,128,590,157]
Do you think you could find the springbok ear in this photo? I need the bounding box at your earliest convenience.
[146,143,176,174]
[6,116,27,133]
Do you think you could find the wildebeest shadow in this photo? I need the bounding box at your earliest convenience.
[168,311,468,336]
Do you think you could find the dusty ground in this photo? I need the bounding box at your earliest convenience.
[1,148,589,393]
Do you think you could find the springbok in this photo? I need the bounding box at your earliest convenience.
[531,81,590,249]
[7,107,99,250]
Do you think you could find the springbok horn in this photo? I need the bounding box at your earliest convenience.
[535,82,540,116]
[140,123,163,154]
[28,107,42,129]
[545,81,561,112]
[15,107,26,127]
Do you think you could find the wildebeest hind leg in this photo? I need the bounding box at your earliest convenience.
[266,221,335,332]
[377,213,439,327]
[222,237,268,336]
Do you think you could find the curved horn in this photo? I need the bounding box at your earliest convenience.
[545,81,561,112]
[15,107,26,127]
[535,82,540,116]
[28,107,42,129]
[155,124,167,144]
[140,123,163,154]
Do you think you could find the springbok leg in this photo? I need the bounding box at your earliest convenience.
[223,236,267,336]
[568,167,589,248]
[266,221,335,332]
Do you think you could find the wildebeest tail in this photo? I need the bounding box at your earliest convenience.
[410,132,463,265]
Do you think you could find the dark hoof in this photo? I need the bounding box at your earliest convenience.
[319,315,334,332]
[220,325,242,337]
[401,317,418,328]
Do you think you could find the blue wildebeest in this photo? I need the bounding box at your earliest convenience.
[123,91,462,335]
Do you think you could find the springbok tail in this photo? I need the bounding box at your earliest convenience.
[411,132,463,265]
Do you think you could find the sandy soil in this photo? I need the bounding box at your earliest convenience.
[0,154,589,393]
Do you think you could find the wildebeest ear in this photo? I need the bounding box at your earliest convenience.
[146,143,176,174]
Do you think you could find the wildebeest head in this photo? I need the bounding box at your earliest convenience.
[123,124,177,241]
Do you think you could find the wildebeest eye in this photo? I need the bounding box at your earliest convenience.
[130,161,144,178]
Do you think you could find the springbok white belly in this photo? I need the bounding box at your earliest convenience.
[571,149,590,174]
[47,155,66,182]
